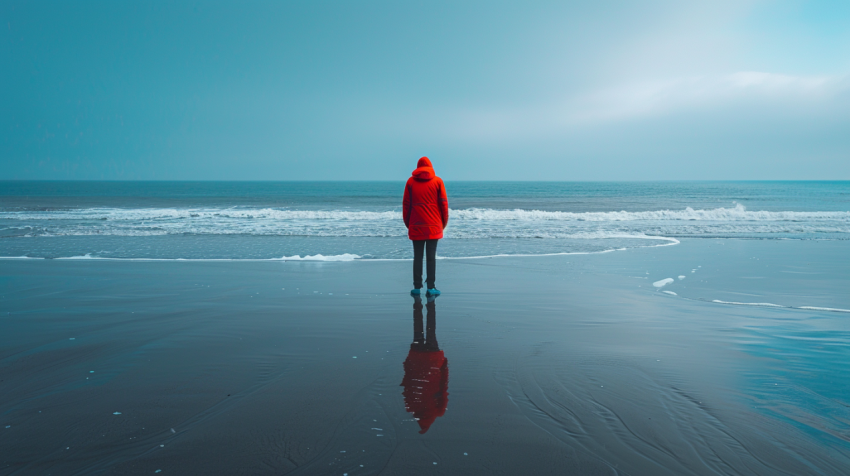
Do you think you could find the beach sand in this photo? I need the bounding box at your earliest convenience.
[2,239,849,475]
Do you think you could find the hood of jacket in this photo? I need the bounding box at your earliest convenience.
[411,157,435,180]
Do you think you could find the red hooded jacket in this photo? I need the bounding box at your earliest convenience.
[403,157,449,240]
[400,347,448,433]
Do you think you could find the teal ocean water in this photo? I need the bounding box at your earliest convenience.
[2,182,850,474]
[1,181,848,259]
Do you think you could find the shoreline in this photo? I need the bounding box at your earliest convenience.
[0,236,680,261]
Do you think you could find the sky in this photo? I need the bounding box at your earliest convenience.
[2,0,849,180]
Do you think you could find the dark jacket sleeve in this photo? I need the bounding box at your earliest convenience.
[402,179,411,228]
[438,179,449,228]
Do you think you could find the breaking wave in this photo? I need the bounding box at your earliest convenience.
[451,205,850,222]
[1,204,848,240]
[3,203,848,222]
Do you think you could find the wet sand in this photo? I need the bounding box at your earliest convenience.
[2,239,849,475]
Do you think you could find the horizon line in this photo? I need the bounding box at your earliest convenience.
[2,179,848,183]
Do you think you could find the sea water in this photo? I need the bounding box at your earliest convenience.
[1,181,848,260]
[2,182,850,474]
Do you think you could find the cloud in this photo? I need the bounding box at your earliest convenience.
[413,71,849,146]
[565,72,848,124]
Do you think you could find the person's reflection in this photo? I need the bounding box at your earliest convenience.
[400,294,448,434]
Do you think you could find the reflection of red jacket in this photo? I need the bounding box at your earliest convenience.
[403,157,449,241]
[400,347,449,433]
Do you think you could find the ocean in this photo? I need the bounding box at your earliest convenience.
[2,181,848,260]
[3,180,850,474]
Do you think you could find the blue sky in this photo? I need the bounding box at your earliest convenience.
[2,0,849,180]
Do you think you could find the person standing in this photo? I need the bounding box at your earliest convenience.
[400,294,448,433]
[403,157,448,295]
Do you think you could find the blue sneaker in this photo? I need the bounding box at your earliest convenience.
[426,288,441,296]
[410,289,421,296]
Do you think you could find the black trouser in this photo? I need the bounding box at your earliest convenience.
[412,296,439,351]
[412,239,438,289]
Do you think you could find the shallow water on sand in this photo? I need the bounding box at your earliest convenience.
[1,239,848,475]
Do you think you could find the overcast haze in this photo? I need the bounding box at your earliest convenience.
[2,0,849,181]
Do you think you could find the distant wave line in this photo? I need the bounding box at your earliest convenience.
[2,203,849,222]
[704,299,850,313]
[0,237,680,262]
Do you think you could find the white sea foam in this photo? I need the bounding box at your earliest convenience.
[0,208,400,222]
[273,253,361,261]
[39,254,363,262]
[4,203,847,223]
[798,306,850,313]
[710,301,850,313]
[3,203,847,259]
[653,278,675,288]
[712,300,783,307]
[450,204,850,222]
[678,275,686,280]
[4,203,848,240]
[0,243,674,262]
[663,291,677,296]
[56,253,99,260]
